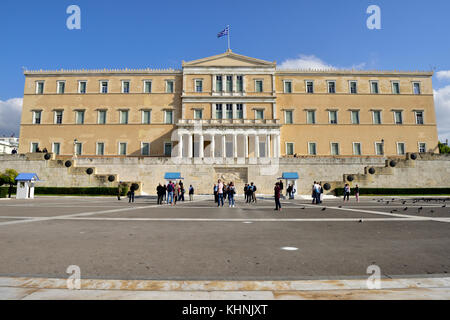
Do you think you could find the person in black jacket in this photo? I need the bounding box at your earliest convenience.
[156,183,164,205]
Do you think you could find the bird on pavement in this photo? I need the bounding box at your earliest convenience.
[322,208,326,211]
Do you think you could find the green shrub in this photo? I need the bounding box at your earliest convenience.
[0,187,126,197]
[334,188,450,196]
[0,188,8,198]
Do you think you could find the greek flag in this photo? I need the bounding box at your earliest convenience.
[217,26,229,38]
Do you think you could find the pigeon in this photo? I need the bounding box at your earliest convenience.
[338,206,342,208]
[418,207,423,211]
[322,208,326,211]
[301,207,305,210]
[392,209,398,212]
[403,207,408,211]
[431,210,435,213]
[443,205,447,208]
[359,219,363,223]
[402,201,407,205]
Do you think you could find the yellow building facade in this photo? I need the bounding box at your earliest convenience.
[19,50,438,159]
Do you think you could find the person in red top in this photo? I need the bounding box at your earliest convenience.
[274,182,282,212]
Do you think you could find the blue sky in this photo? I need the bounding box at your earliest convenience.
[1,0,450,140]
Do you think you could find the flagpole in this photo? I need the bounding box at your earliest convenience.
[227,25,231,51]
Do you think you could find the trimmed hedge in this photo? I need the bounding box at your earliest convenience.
[334,188,450,196]
[0,187,126,197]
[0,188,8,198]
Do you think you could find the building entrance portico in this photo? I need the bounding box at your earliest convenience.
[175,127,281,161]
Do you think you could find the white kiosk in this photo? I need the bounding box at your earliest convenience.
[15,173,40,200]
[279,172,299,199]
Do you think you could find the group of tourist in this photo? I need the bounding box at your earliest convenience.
[343,183,360,202]
[312,181,324,204]
[156,181,195,206]
[213,180,237,207]
[243,183,258,204]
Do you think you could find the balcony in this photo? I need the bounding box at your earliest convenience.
[177,119,280,127]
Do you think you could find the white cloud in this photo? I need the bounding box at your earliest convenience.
[278,54,336,70]
[0,98,22,137]
[434,85,450,143]
[278,54,366,71]
[436,70,450,80]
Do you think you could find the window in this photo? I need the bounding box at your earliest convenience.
[392,81,400,94]
[370,81,379,94]
[328,81,336,94]
[329,110,338,124]
[98,110,107,124]
[349,81,358,94]
[351,110,360,124]
[226,76,233,92]
[373,110,382,124]
[141,143,150,156]
[397,142,406,155]
[306,110,316,124]
[100,81,108,94]
[75,110,85,124]
[195,80,203,93]
[255,110,264,120]
[285,110,293,124]
[255,80,263,93]
[215,104,223,119]
[236,76,243,92]
[142,110,151,124]
[144,80,152,93]
[306,81,314,93]
[31,142,39,153]
[36,81,44,94]
[33,111,42,124]
[284,81,292,93]
[166,80,174,93]
[96,142,105,156]
[52,143,61,155]
[286,143,294,156]
[216,76,223,92]
[164,110,173,124]
[308,142,317,155]
[226,104,233,119]
[331,143,340,155]
[122,81,130,94]
[78,81,87,94]
[413,82,421,95]
[415,111,424,125]
[375,142,384,155]
[55,110,63,124]
[75,142,82,156]
[419,143,427,153]
[57,81,65,94]
[119,110,129,124]
[194,109,203,120]
[394,111,403,125]
[236,104,243,119]
[164,142,172,156]
[353,143,362,156]
[119,143,127,156]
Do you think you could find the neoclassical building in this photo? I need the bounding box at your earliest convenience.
[19,50,439,159]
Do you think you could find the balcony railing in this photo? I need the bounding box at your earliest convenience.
[177,119,280,126]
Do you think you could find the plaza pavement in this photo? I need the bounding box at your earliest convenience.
[0,195,449,299]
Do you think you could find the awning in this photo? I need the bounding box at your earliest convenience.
[15,173,40,182]
[164,172,184,180]
[281,172,299,180]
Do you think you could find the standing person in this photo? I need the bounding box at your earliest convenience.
[179,181,185,202]
[217,179,224,207]
[228,182,236,208]
[117,182,122,201]
[319,182,324,203]
[213,184,218,203]
[156,183,163,205]
[312,182,317,204]
[223,184,228,201]
[251,183,257,204]
[279,180,284,199]
[244,184,249,203]
[343,184,351,202]
[287,184,292,199]
[274,182,282,211]
[167,181,174,206]
[174,182,180,205]
[163,184,167,202]
[189,185,194,201]
[128,186,135,203]
[354,184,360,202]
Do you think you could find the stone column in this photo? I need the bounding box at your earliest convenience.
[212,75,216,93]
[222,135,226,158]
[266,135,271,158]
[178,134,183,158]
[233,134,238,158]
[255,135,260,159]
[210,134,215,158]
[244,135,249,158]
[276,134,281,158]
[188,134,193,158]
[199,134,204,158]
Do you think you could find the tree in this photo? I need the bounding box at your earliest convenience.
[439,142,450,154]
[0,169,19,198]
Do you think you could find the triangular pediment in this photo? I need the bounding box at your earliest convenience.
[183,50,276,68]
